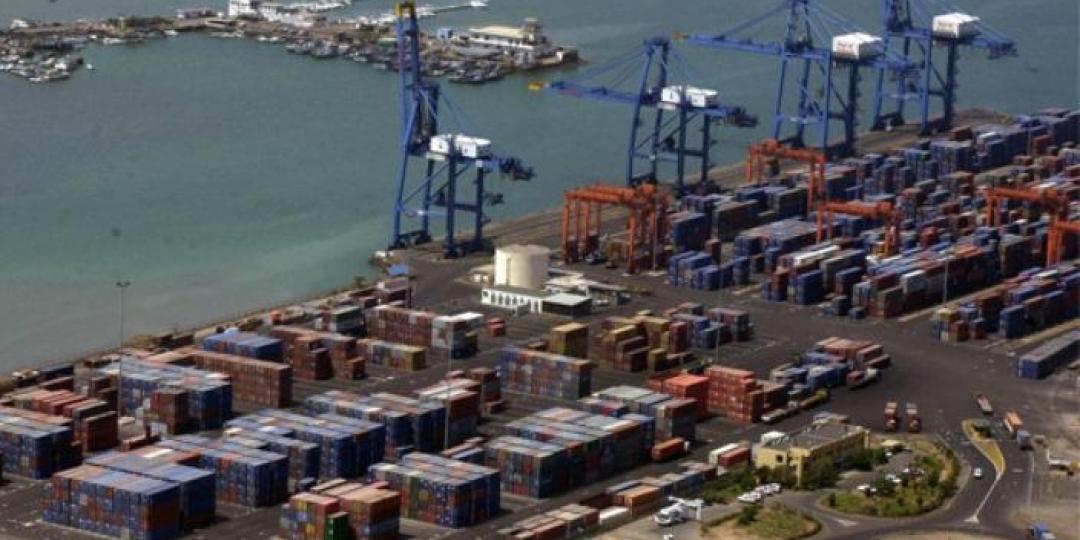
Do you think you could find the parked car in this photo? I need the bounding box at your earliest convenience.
[973,467,984,479]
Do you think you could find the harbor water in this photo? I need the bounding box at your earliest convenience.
[0,0,1076,369]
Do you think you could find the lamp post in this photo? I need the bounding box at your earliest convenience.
[116,280,130,416]
[116,280,131,352]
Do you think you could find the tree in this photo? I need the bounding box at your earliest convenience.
[801,460,838,490]
[737,504,759,525]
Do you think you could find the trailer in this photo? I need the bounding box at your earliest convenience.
[974,393,993,415]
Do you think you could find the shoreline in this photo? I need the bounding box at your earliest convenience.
[1,11,580,85]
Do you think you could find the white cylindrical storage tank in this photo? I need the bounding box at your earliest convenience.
[493,244,549,290]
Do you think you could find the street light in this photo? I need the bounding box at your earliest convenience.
[116,280,131,351]
[116,280,131,418]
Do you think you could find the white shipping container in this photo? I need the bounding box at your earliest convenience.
[429,134,492,158]
[831,32,883,60]
[660,85,719,108]
[598,506,631,525]
[708,442,743,465]
[932,13,980,39]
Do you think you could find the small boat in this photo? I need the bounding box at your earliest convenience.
[164,30,179,37]
[102,37,127,45]
[310,42,337,58]
[85,63,94,71]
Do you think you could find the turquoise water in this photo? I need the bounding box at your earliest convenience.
[0,0,1076,369]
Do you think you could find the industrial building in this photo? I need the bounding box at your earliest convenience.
[753,421,870,486]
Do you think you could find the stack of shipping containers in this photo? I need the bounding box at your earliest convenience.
[305,390,447,460]
[497,347,595,399]
[227,409,385,480]
[0,406,80,478]
[368,453,499,528]
[100,359,232,431]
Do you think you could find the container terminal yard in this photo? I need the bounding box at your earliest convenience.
[0,1,1078,540]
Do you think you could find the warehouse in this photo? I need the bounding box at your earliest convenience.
[753,421,869,486]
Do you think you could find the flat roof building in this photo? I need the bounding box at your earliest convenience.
[753,421,869,486]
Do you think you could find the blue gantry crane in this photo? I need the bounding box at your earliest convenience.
[871,0,1017,134]
[687,0,915,159]
[542,36,756,195]
[389,1,533,257]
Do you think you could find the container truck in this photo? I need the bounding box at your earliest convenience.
[905,403,921,433]
[974,393,993,415]
[1004,411,1023,437]
[884,401,899,432]
[846,368,879,389]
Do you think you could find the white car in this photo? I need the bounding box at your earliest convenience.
[762,483,782,495]
[856,483,872,493]
[973,467,984,479]
[737,492,762,504]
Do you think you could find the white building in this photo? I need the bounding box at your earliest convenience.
[465,18,553,57]
[228,0,259,18]
[480,286,591,316]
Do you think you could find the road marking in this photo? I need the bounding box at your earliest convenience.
[961,419,1007,524]
[1026,452,1035,508]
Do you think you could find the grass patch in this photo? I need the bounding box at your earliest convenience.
[701,503,821,540]
[824,442,961,518]
[700,466,759,504]
[745,504,821,539]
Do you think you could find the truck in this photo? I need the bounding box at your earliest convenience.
[1027,523,1057,540]
[905,402,921,433]
[846,368,880,389]
[884,401,899,432]
[1004,411,1023,437]
[653,497,704,526]
[974,393,993,415]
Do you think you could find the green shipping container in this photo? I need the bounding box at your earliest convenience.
[325,512,350,540]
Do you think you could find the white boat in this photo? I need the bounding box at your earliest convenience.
[102,37,127,45]
[469,0,488,8]
[86,63,95,71]
[164,30,179,37]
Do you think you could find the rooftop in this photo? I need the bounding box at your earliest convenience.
[765,421,867,451]
[469,25,528,40]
